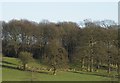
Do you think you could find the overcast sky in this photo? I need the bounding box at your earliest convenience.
[0,1,118,23]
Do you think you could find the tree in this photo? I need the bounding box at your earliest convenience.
[18,51,33,70]
[58,22,80,63]
[43,39,68,75]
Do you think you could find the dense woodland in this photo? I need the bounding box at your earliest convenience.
[1,19,120,76]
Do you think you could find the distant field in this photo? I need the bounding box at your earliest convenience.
[2,57,118,81]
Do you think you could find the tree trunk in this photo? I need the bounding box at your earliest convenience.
[89,38,94,72]
[96,61,100,72]
[81,58,85,71]
[107,42,111,74]
[23,63,27,70]
[53,66,56,75]
[117,63,120,75]
[90,57,93,72]
[87,59,90,72]
[15,48,18,58]
[107,62,110,74]
[117,63,120,81]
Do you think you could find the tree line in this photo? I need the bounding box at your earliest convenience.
[2,19,120,76]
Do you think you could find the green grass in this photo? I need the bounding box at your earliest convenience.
[2,56,118,81]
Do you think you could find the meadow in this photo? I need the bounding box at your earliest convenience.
[2,57,118,81]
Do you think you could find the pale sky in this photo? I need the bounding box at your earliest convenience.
[0,1,119,23]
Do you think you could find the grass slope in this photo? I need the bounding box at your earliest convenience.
[2,57,117,81]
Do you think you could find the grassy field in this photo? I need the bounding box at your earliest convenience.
[2,56,118,81]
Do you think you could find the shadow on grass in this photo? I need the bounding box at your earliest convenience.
[2,63,51,75]
[37,71,50,75]
[2,61,17,65]
[1,64,21,70]
[71,71,117,78]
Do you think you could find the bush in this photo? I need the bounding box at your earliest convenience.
[18,51,33,70]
